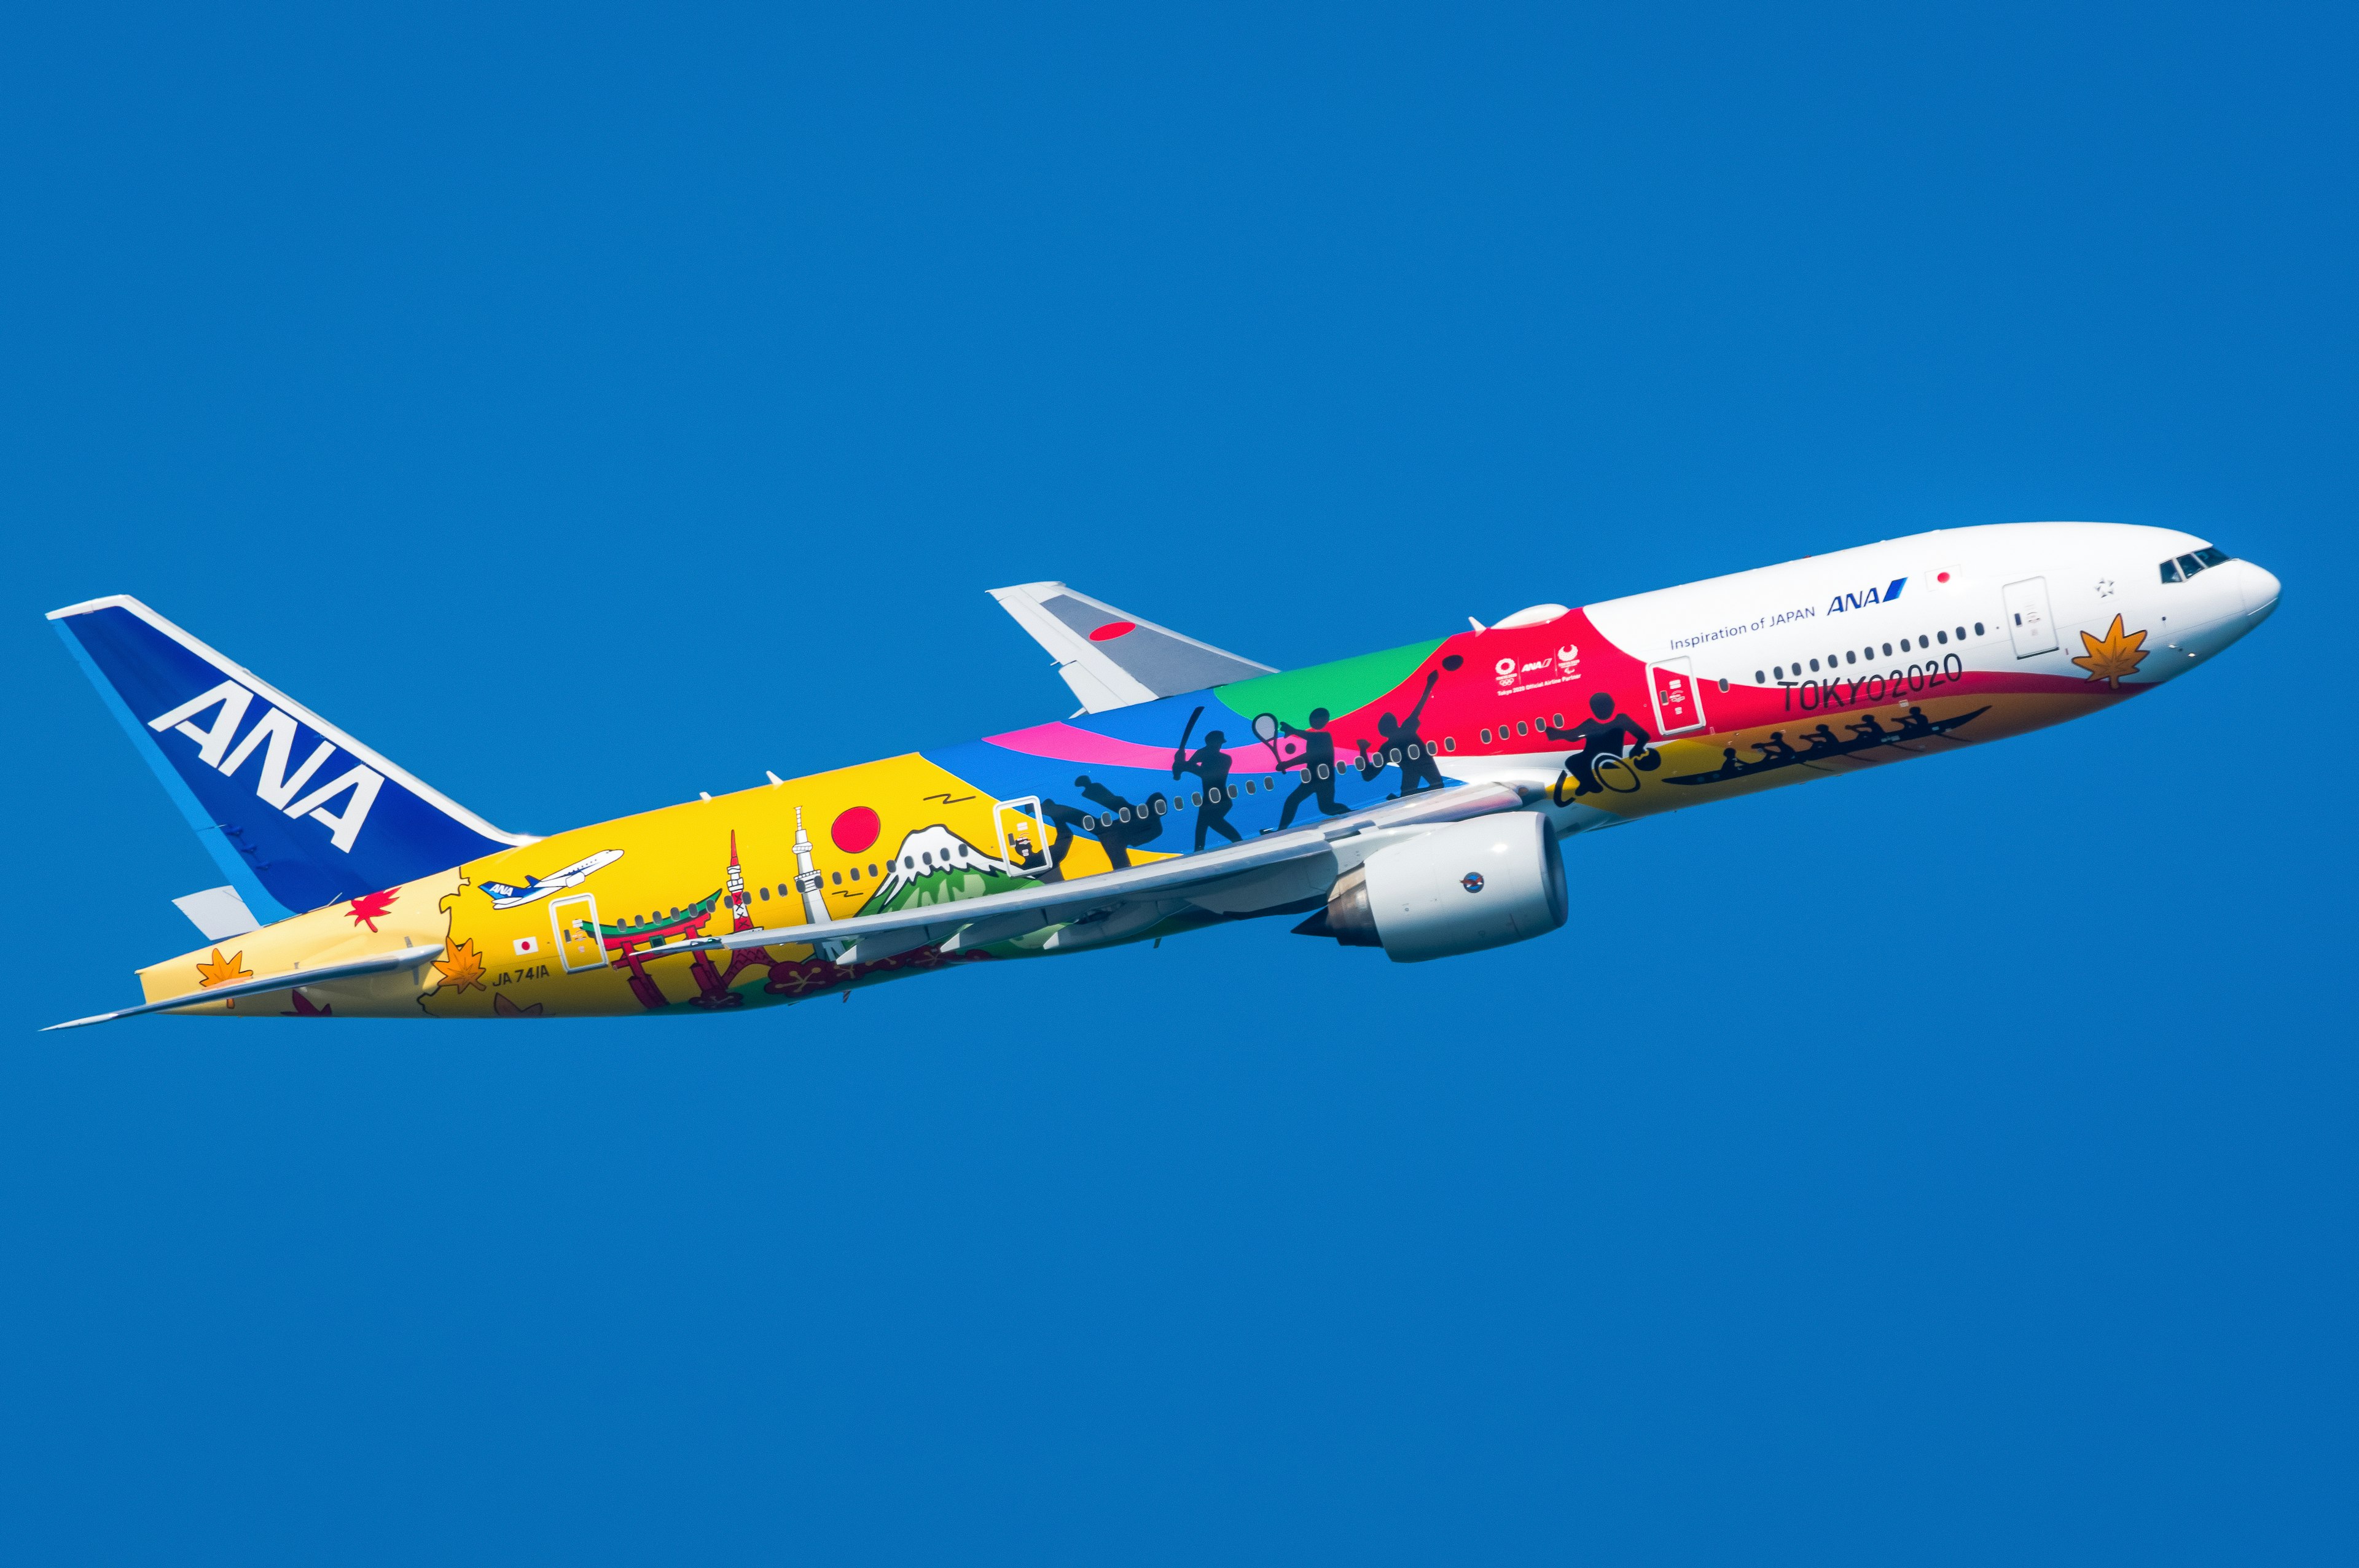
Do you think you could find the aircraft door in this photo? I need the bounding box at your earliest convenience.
[550,894,608,973]
[1645,657,1708,735]
[2003,577,2058,658]
[992,796,1053,875]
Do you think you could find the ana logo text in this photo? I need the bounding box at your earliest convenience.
[146,681,384,852]
[1828,578,1907,614]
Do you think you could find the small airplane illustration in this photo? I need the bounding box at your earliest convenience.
[478,850,625,909]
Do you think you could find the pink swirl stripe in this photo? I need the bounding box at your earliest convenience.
[982,721,1288,773]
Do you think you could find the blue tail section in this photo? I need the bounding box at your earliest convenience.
[49,596,532,919]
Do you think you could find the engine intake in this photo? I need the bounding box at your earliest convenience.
[1296,813,1568,962]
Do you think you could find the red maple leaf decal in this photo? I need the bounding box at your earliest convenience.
[346,888,399,932]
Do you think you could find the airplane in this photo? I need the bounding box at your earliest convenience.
[43,521,2279,1029]
[479,851,627,910]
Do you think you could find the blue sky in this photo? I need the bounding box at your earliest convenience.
[4,4,2355,1561]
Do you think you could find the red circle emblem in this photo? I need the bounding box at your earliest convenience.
[830,806,880,854]
[1088,620,1137,642]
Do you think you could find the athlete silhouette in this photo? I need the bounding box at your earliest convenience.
[1173,730,1244,851]
[1276,708,1350,827]
[1073,773,1164,868]
[1355,671,1444,795]
[1541,691,1654,797]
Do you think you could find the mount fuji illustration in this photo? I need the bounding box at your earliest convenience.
[856,824,1036,917]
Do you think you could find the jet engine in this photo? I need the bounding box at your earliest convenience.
[1296,813,1568,962]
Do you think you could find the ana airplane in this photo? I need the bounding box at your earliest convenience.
[46,521,2277,1029]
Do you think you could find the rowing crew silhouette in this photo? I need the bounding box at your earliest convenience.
[1664,703,1992,787]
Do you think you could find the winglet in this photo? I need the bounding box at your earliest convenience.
[986,582,1273,713]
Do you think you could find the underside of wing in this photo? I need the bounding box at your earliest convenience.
[987,581,1275,713]
[47,945,444,1031]
[690,781,1528,965]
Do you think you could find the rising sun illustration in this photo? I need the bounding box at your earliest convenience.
[2071,614,2150,690]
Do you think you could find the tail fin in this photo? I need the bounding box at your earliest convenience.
[49,595,532,921]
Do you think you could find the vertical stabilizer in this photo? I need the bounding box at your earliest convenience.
[49,595,533,919]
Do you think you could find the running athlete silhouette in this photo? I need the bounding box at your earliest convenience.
[1276,708,1350,827]
[1173,731,1243,851]
[1541,691,1654,797]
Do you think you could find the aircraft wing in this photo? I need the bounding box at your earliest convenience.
[46,945,446,1031]
[987,581,1275,713]
[686,780,1529,965]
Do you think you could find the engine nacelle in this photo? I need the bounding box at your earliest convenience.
[1299,813,1568,962]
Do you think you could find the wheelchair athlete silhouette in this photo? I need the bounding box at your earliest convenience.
[1544,692,1658,803]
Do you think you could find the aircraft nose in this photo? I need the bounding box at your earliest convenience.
[2239,560,2282,620]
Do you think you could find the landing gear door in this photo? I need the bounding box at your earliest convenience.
[2003,577,2058,658]
[550,894,607,973]
[1645,657,1708,735]
[992,797,1052,875]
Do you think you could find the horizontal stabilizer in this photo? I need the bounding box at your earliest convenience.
[49,595,533,920]
[987,582,1273,713]
[45,945,444,1031]
[172,886,260,943]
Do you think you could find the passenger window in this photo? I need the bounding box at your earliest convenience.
[1809,658,1820,672]
[1516,720,1529,736]
[1973,622,1984,636]
[1756,669,1766,683]
[1717,678,1729,692]
[1191,790,1203,805]
[1243,781,1254,795]
[866,865,877,878]
[1845,650,1856,665]
[2159,559,2181,583]
[1443,737,1457,752]
[759,886,770,900]
[1551,713,1563,727]
[1937,630,1948,644]
[849,868,860,882]
[1479,728,1492,743]
[1881,642,1892,656]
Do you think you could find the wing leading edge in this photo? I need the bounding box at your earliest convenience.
[987,581,1274,713]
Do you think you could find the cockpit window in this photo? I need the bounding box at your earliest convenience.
[2160,545,2232,583]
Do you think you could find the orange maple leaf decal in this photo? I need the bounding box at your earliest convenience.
[434,937,487,993]
[347,888,399,932]
[196,948,252,988]
[2071,614,2150,690]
